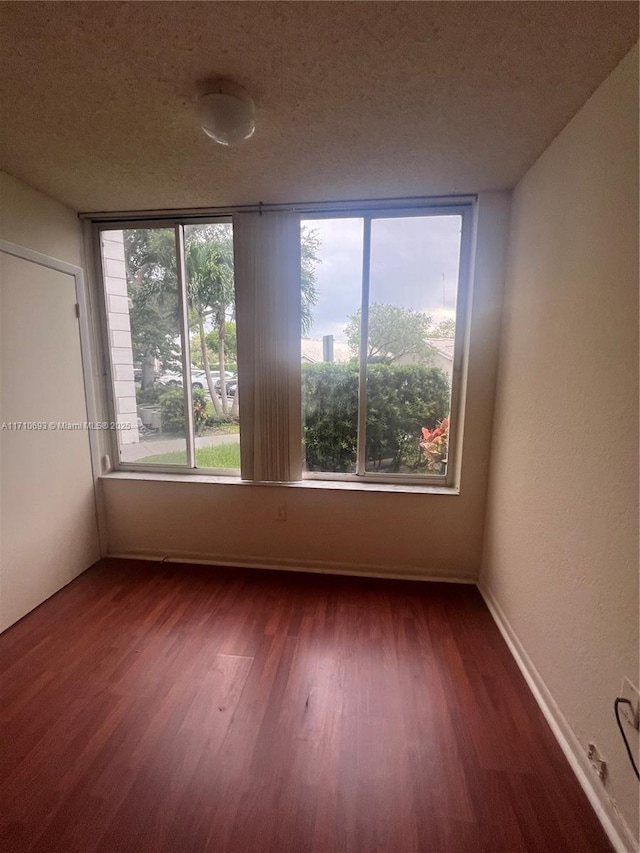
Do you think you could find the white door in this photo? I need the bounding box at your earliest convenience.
[0,252,100,631]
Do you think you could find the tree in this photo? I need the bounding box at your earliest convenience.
[124,229,181,389]
[191,323,238,370]
[301,226,320,335]
[124,223,320,416]
[184,226,235,415]
[345,303,439,364]
[431,317,456,338]
[124,226,235,414]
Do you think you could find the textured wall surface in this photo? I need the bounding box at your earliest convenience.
[0,171,84,264]
[1,3,637,212]
[481,45,639,846]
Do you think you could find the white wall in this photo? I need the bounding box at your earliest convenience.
[102,192,511,580]
[0,172,101,631]
[480,46,639,850]
[0,172,85,265]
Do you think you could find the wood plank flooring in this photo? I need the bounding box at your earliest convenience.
[0,559,612,852]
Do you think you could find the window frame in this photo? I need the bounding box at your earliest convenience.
[300,204,473,487]
[95,217,240,478]
[91,196,475,488]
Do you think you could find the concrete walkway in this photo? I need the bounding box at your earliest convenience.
[121,432,239,463]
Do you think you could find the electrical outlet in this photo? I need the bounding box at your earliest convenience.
[587,743,607,782]
[276,505,287,522]
[619,677,640,730]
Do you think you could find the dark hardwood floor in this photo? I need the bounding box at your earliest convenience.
[0,559,611,853]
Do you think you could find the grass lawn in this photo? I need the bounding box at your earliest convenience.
[143,442,240,469]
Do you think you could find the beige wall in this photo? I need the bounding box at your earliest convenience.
[0,172,101,631]
[0,172,85,266]
[480,45,639,849]
[103,192,511,580]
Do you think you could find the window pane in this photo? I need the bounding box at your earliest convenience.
[101,228,188,466]
[183,223,239,471]
[364,215,461,476]
[301,218,363,473]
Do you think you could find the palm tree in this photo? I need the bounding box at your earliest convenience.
[125,222,319,419]
[184,228,235,416]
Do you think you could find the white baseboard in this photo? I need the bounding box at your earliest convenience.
[106,548,476,585]
[479,583,637,853]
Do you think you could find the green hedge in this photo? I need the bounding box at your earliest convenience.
[302,362,450,473]
[159,389,210,435]
[136,384,168,406]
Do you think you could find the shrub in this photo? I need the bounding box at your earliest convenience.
[159,389,209,435]
[204,411,234,429]
[136,384,168,406]
[303,362,359,473]
[420,417,449,475]
[191,389,209,434]
[302,362,450,473]
[366,363,450,471]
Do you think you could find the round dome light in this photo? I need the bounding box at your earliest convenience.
[196,81,255,147]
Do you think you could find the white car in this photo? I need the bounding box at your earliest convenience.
[189,369,210,390]
[157,369,233,393]
[191,370,234,390]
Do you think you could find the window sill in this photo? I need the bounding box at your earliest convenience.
[101,470,459,495]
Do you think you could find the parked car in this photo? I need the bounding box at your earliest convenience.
[157,369,234,394]
[189,369,210,390]
[192,370,235,391]
[215,376,238,396]
[156,370,183,388]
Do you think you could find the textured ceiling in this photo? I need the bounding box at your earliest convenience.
[0,2,637,213]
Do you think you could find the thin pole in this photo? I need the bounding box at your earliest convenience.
[356,217,371,476]
[175,224,196,468]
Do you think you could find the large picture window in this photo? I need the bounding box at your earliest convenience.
[99,221,239,472]
[301,212,465,481]
[96,200,472,486]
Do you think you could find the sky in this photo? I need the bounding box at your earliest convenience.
[302,214,462,342]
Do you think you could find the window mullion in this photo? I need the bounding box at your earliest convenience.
[356,216,372,476]
[175,224,196,469]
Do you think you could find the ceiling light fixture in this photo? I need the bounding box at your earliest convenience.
[196,80,255,147]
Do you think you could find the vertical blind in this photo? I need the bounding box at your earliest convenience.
[233,212,302,482]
